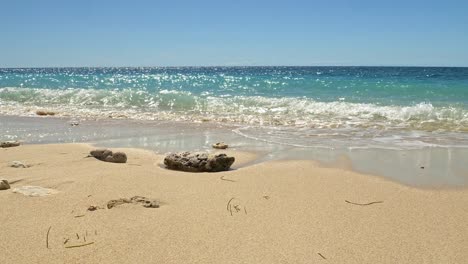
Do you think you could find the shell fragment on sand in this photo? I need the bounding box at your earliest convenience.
[87,205,100,211]
[12,186,58,197]
[9,161,29,168]
[0,141,20,148]
[89,149,127,163]
[0,179,10,190]
[164,151,235,172]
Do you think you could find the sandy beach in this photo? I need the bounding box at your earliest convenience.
[1,143,467,264]
[3,0,468,263]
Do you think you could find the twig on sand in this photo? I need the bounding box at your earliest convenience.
[9,179,24,184]
[226,197,247,215]
[227,197,235,216]
[63,238,70,245]
[46,226,52,249]
[220,175,236,182]
[345,200,383,206]
[318,253,327,259]
[74,215,85,218]
[65,242,94,249]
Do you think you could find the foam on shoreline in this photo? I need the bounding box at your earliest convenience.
[1,115,467,187]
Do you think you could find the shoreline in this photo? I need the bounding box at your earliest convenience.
[3,141,467,191]
[1,114,468,187]
[1,143,467,263]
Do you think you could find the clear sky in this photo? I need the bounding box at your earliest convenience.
[1,0,467,67]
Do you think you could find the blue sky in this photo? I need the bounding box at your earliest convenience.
[1,0,467,67]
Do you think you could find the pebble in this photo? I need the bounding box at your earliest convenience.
[0,179,10,190]
[212,142,229,149]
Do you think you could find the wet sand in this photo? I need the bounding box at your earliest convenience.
[2,115,468,187]
[1,143,467,264]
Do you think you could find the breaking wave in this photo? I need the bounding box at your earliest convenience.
[1,87,467,132]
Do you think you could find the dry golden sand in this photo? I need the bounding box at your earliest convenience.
[1,144,467,264]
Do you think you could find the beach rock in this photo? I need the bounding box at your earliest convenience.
[0,141,20,148]
[107,196,159,209]
[89,149,127,163]
[164,152,235,172]
[9,161,29,168]
[12,186,58,196]
[212,142,229,149]
[0,179,10,190]
[90,149,112,160]
[36,110,56,116]
[107,152,127,163]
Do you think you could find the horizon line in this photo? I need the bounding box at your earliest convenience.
[1,65,468,69]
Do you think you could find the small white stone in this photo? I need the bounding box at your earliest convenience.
[12,186,58,197]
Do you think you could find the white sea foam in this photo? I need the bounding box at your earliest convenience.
[1,87,467,133]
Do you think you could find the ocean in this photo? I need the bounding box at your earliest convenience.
[1,66,467,149]
[1,67,468,186]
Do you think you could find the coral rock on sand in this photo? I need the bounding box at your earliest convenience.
[36,110,56,116]
[89,149,127,163]
[0,179,10,190]
[164,152,235,172]
[9,161,29,168]
[212,142,229,149]
[0,141,20,148]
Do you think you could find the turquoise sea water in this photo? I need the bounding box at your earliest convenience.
[1,67,467,149]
